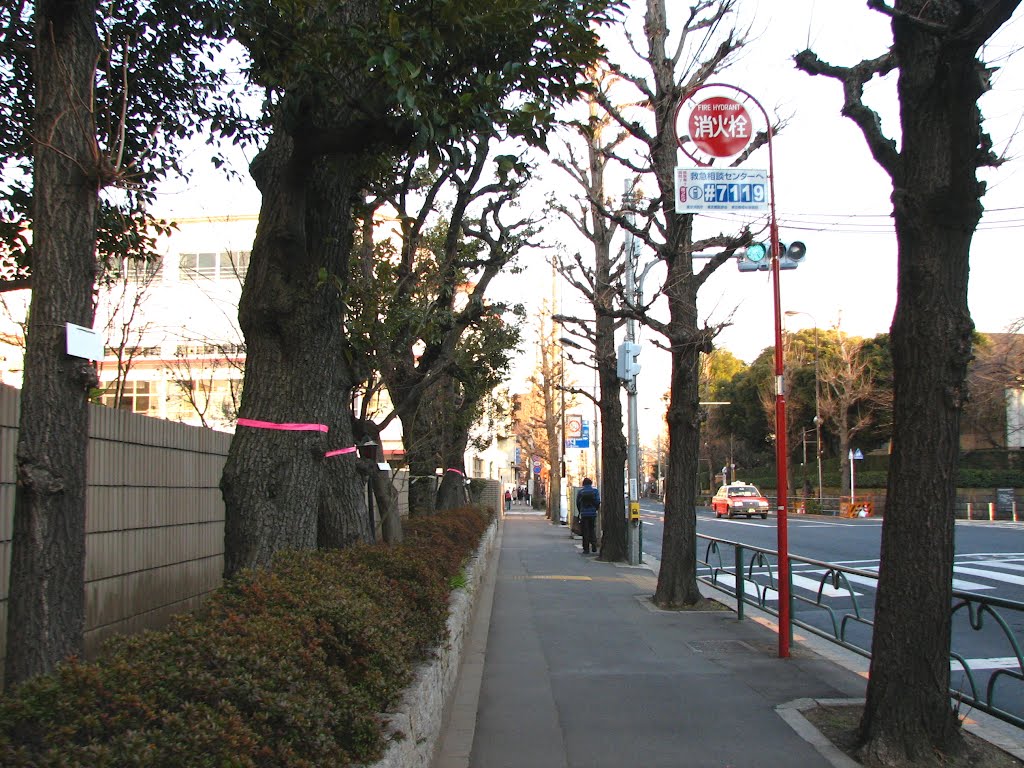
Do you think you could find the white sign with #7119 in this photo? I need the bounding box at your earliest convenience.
[675,167,769,214]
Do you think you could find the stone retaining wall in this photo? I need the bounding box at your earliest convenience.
[368,517,497,768]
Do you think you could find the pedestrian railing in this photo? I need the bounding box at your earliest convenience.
[697,533,1024,729]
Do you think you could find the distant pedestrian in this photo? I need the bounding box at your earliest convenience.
[504,488,512,511]
[575,478,600,555]
[524,487,531,506]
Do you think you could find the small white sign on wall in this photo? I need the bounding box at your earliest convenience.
[65,323,103,361]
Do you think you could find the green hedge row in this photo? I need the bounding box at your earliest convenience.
[0,506,492,767]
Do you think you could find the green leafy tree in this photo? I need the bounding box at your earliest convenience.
[221,0,621,575]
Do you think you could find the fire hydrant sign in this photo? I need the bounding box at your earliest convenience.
[688,97,753,157]
[675,168,768,214]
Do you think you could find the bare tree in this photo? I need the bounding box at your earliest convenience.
[595,0,753,607]
[816,330,890,496]
[796,2,1022,763]
[961,324,1024,448]
[551,77,630,560]
[94,258,161,408]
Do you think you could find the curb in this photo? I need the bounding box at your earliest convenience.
[368,514,499,768]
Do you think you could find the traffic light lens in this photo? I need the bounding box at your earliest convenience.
[787,241,807,261]
[746,244,768,262]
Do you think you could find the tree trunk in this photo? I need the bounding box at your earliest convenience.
[374,468,402,544]
[654,234,705,608]
[436,420,471,511]
[5,0,100,687]
[311,164,369,550]
[398,395,445,515]
[596,319,627,561]
[858,9,982,762]
[221,129,364,577]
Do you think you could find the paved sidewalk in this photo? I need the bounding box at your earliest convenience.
[434,510,869,768]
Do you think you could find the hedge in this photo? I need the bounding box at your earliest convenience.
[0,506,492,767]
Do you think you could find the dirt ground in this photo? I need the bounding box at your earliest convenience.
[802,704,1023,768]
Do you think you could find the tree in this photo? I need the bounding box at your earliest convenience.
[552,77,629,561]
[795,2,1022,763]
[3,0,240,687]
[595,0,752,607]
[537,318,566,522]
[816,330,890,496]
[511,380,552,505]
[221,0,621,575]
[4,0,102,688]
[362,142,531,515]
[962,326,1024,448]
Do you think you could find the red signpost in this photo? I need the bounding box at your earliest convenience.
[675,83,791,659]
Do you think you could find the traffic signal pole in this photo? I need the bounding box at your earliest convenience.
[675,83,792,657]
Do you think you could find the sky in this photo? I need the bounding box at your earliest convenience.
[152,1,1024,441]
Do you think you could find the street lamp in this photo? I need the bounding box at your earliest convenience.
[784,311,823,504]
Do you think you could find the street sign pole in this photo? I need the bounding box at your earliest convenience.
[677,83,791,658]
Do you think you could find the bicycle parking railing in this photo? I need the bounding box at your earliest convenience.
[697,532,1024,729]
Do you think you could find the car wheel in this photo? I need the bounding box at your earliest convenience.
[728,512,734,519]
[761,513,768,519]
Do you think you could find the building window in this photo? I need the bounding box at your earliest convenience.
[178,251,250,282]
[99,380,159,416]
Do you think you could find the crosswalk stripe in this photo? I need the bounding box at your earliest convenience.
[953,565,1024,586]
[951,657,1022,672]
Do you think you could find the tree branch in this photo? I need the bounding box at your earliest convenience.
[794,48,901,179]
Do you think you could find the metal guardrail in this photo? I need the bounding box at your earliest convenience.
[697,533,1024,729]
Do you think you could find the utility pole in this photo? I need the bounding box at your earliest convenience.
[622,184,641,565]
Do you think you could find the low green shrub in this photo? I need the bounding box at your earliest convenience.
[0,506,493,767]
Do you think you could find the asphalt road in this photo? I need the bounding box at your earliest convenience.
[635,498,1024,725]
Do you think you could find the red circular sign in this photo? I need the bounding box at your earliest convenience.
[687,96,752,158]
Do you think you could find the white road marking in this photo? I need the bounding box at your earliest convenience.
[951,657,1022,672]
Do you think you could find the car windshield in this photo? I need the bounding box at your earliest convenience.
[728,487,760,497]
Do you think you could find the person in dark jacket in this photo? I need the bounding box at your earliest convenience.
[575,478,600,555]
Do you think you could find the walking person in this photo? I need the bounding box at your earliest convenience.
[575,478,600,555]
[504,488,512,512]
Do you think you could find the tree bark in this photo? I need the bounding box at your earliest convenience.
[654,227,706,608]
[595,313,627,561]
[221,129,366,577]
[5,0,100,687]
[859,6,985,762]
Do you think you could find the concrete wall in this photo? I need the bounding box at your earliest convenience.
[0,385,455,679]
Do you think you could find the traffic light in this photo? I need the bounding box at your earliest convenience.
[779,240,807,270]
[616,341,641,382]
[738,243,769,272]
[737,241,807,271]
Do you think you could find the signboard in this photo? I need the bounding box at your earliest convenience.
[566,421,590,450]
[532,456,542,475]
[66,322,104,361]
[675,168,768,214]
[566,413,583,439]
[687,96,753,158]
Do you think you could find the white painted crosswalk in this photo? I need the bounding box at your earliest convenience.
[699,553,1024,604]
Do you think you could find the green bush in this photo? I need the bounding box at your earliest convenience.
[0,506,492,767]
